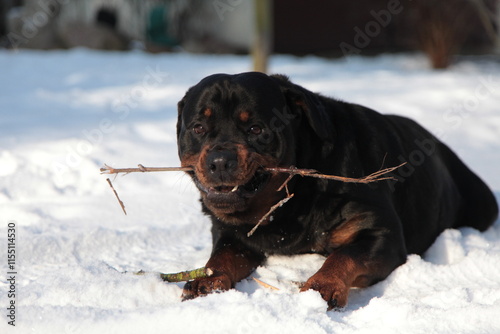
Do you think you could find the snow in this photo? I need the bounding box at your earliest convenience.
[1,49,499,333]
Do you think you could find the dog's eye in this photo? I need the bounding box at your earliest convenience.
[193,124,207,135]
[248,125,262,135]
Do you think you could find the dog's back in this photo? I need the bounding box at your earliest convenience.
[384,115,498,252]
[434,136,498,231]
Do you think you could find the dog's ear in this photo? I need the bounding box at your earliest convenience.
[271,74,334,141]
[176,91,188,138]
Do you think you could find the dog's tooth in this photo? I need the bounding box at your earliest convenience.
[231,185,239,192]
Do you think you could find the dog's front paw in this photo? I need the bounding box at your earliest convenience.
[181,273,232,301]
[300,273,349,310]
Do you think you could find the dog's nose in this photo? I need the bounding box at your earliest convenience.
[206,151,238,174]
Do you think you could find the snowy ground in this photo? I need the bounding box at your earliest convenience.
[1,49,499,334]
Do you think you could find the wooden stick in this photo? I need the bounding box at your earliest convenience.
[134,267,213,282]
[106,178,127,215]
[100,163,405,184]
[265,162,406,184]
[101,163,405,221]
[247,191,294,237]
[252,277,279,291]
[101,164,192,175]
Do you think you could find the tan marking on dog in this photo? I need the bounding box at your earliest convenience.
[239,111,250,122]
[329,214,367,248]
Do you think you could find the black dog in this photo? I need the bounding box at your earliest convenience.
[176,72,498,309]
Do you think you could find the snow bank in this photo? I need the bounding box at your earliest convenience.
[0,49,499,333]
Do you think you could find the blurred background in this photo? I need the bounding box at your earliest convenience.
[1,0,499,69]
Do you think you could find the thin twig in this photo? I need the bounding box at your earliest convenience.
[100,164,193,175]
[106,178,127,215]
[252,277,280,291]
[277,173,295,192]
[247,192,294,237]
[265,162,406,184]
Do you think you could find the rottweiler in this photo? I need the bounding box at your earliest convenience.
[176,72,498,309]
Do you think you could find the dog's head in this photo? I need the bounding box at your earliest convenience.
[177,72,333,225]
